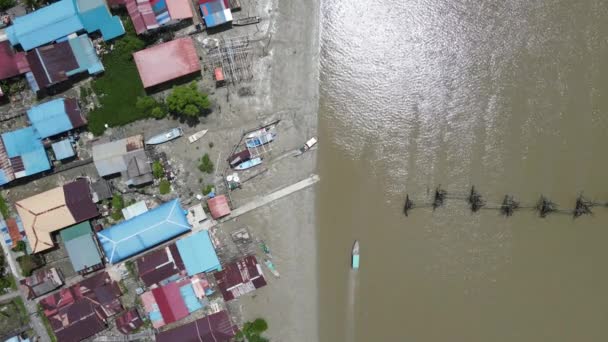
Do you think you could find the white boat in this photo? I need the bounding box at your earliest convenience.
[264,259,280,278]
[299,136,318,153]
[234,157,262,170]
[188,129,208,143]
[145,128,183,145]
[246,133,275,148]
[352,240,359,270]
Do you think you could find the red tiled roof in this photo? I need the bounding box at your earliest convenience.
[156,311,237,342]
[64,98,86,128]
[152,282,189,324]
[207,195,230,219]
[126,0,159,34]
[133,37,201,88]
[63,179,99,222]
[6,218,23,248]
[26,40,78,88]
[0,41,29,80]
[116,309,143,335]
[137,244,185,286]
[214,255,266,301]
[166,0,193,19]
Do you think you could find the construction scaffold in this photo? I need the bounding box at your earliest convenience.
[203,36,254,84]
[403,186,608,219]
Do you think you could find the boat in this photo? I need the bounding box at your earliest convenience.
[227,149,251,168]
[264,259,280,278]
[188,129,208,143]
[260,240,273,258]
[351,240,359,270]
[299,136,318,153]
[234,157,262,170]
[233,16,260,26]
[246,132,275,148]
[145,127,183,145]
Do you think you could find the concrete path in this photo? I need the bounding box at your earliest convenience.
[0,290,19,302]
[224,174,320,220]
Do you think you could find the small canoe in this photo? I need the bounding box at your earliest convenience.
[233,16,260,26]
[146,127,183,145]
[188,129,208,143]
[246,133,275,148]
[351,240,359,270]
[260,240,273,259]
[234,157,262,170]
[264,259,280,278]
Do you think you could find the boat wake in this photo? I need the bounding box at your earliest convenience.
[345,270,358,341]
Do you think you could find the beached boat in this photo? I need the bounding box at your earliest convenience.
[233,16,260,26]
[234,157,262,170]
[145,127,183,145]
[188,129,208,143]
[260,240,273,259]
[246,132,275,148]
[227,149,251,168]
[264,259,280,278]
[351,240,359,270]
[299,136,318,154]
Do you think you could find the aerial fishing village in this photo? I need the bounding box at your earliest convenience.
[0,0,318,341]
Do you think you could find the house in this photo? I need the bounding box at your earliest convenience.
[26,98,85,139]
[133,37,201,88]
[140,274,212,328]
[136,243,185,287]
[0,40,29,81]
[91,179,113,203]
[116,309,143,335]
[207,195,231,219]
[92,135,153,186]
[0,217,26,249]
[125,0,194,35]
[60,221,103,274]
[19,268,63,300]
[15,179,99,253]
[39,271,122,342]
[97,199,191,263]
[199,0,232,28]
[0,126,51,186]
[155,310,237,342]
[176,231,220,276]
[25,35,104,92]
[6,0,124,51]
[214,255,266,301]
[51,139,76,160]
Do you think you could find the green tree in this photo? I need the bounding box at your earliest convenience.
[150,106,166,119]
[0,0,15,11]
[198,153,214,174]
[166,82,211,117]
[152,161,164,179]
[202,184,214,196]
[236,318,269,342]
[11,240,26,253]
[159,180,171,194]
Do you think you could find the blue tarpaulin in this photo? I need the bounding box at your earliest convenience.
[27,99,73,139]
[67,35,105,76]
[52,139,75,160]
[97,199,191,264]
[176,230,220,275]
[180,283,203,313]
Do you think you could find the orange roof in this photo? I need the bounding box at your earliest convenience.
[166,0,193,19]
[133,38,201,88]
[207,195,230,219]
[214,67,224,81]
[6,218,23,248]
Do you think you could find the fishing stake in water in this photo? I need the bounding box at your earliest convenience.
[467,186,485,212]
[500,195,520,217]
[403,195,414,216]
[433,186,447,210]
[536,195,557,218]
[573,195,593,218]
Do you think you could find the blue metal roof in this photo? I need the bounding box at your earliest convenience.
[1,127,51,176]
[176,230,220,275]
[6,0,125,51]
[97,199,191,264]
[200,2,231,28]
[67,35,104,76]
[52,139,75,160]
[27,99,73,139]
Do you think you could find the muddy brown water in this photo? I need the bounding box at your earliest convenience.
[317,1,608,341]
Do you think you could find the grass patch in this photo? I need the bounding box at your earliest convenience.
[152,160,164,179]
[202,184,214,196]
[13,297,28,323]
[111,193,125,221]
[0,192,10,218]
[0,299,29,334]
[0,273,17,291]
[198,153,214,174]
[17,254,45,277]
[125,260,137,278]
[87,19,146,136]
[37,304,57,342]
[159,179,171,194]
